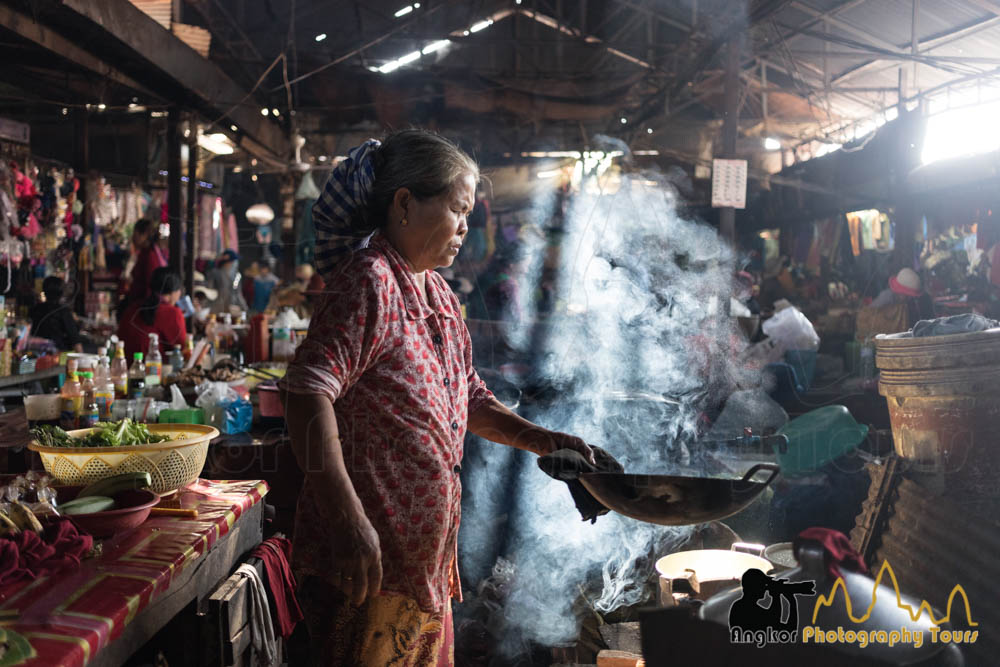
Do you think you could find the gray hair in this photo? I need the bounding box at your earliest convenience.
[367,129,479,226]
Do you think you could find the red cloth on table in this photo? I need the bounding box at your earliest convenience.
[0,518,93,587]
[250,537,303,638]
[793,527,868,580]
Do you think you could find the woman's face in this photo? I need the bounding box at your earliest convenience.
[391,173,475,273]
[132,227,150,249]
[166,289,182,306]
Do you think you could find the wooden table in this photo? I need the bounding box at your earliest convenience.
[0,479,268,667]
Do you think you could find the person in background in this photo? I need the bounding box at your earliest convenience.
[870,267,935,323]
[294,263,323,291]
[241,260,259,310]
[191,288,216,329]
[117,268,187,358]
[30,276,84,352]
[856,267,935,341]
[294,263,325,314]
[206,249,248,315]
[252,261,280,313]
[121,218,167,313]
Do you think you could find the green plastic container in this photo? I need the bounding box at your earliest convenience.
[776,405,868,477]
[158,408,205,425]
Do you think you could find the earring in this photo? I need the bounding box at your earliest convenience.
[401,218,408,226]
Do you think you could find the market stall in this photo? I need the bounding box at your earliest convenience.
[0,479,267,667]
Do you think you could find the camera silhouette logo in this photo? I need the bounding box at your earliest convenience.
[728,569,817,646]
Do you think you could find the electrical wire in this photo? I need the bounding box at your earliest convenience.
[208,52,288,127]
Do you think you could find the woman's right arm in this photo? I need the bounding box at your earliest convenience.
[283,392,383,605]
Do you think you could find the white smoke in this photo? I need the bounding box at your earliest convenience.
[461,154,762,655]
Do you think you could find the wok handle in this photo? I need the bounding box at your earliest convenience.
[740,463,780,487]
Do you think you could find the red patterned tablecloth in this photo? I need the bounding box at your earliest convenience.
[0,479,268,667]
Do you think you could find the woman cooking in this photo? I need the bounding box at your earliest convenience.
[281,129,595,665]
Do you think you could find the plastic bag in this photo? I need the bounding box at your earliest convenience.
[762,305,820,352]
[169,385,189,410]
[195,382,251,434]
[195,381,240,408]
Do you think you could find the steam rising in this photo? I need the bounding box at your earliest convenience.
[460,152,762,655]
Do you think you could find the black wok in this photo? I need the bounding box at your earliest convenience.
[578,463,780,526]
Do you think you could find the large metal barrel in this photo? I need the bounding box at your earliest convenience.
[876,328,1000,517]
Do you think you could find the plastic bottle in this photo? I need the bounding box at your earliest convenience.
[78,372,99,428]
[168,345,183,375]
[183,337,194,364]
[128,352,146,400]
[95,377,115,421]
[145,334,162,387]
[94,347,111,389]
[111,342,129,399]
[59,370,83,430]
[272,326,292,362]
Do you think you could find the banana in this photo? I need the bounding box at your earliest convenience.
[59,496,116,516]
[8,502,43,532]
[0,511,21,536]
[78,472,152,499]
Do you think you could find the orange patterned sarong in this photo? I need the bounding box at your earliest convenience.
[297,576,454,667]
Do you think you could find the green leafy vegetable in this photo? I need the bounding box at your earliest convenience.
[31,419,170,447]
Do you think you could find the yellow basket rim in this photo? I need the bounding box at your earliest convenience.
[28,423,219,455]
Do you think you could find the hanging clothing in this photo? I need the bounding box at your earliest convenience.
[860,211,877,251]
[847,214,862,256]
[248,537,303,639]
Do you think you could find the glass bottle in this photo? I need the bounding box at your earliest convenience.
[128,352,146,400]
[78,372,98,428]
[59,370,83,430]
[111,341,129,399]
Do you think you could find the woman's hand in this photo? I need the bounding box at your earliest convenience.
[534,429,596,466]
[329,505,383,606]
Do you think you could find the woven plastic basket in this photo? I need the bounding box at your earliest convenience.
[28,424,219,495]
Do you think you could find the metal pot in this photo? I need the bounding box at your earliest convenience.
[763,542,797,573]
[656,543,772,604]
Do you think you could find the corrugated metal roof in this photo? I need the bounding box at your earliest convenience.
[761,0,1000,127]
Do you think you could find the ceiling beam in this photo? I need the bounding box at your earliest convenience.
[832,13,1000,85]
[0,4,159,101]
[787,49,1000,65]
[514,7,656,70]
[38,0,288,164]
[608,0,691,33]
[766,0,869,45]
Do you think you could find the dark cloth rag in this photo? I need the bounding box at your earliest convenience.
[0,517,93,588]
[250,536,303,639]
[793,527,868,581]
[912,313,998,338]
[537,447,624,523]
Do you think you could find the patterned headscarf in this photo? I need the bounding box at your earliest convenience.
[312,139,381,281]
